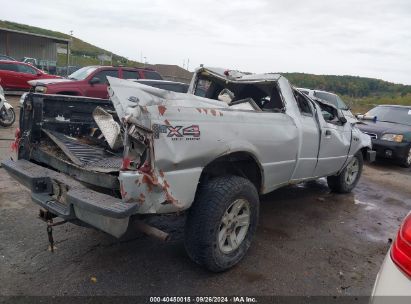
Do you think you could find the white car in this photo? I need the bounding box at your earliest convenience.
[298,88,356,122]
[371,212,411,303]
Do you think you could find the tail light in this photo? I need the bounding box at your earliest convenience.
[391,213,411,278]
[11,128,21,152]
[15,128,21,139]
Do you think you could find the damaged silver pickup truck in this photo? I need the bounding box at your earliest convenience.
[2,66,375,272]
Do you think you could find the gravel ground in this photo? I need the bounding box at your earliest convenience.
[0,95,410,297]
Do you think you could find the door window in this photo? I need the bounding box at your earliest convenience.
[294,91,313,116]
[0,63,18,72]
[17,64,37,75]
[93,70,119,83]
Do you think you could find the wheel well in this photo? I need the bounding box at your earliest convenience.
[200,152,263,193]
[360,147,369,160]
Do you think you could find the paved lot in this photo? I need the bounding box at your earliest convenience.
[0,95,410,296]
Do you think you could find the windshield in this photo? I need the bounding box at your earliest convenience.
[366,106,411,126]
[68,66,98,80]
[314,91,349,110]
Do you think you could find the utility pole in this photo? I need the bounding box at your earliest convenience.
[187,58,190,71]
[69,30,73,66]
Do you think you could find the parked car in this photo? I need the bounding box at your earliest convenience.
[20,79,189,106]
[0,54,16,61]
[298,88,356,122]
[371,212,411,301]
[28,65,163,99]
[356,105,411,167]
[2,67,374,272]
[0,60,61,91]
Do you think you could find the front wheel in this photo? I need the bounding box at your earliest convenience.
[327,152,363,193]
[184,175,259,272]
[0,107,15,127]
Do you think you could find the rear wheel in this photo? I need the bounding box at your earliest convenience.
[327,152,363,193]
[184,175,259,272]
[399,147,411,168]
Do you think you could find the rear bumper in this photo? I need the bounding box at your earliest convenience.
[372,140,410,161]
[371,250,411,300]
[1,159,137,237]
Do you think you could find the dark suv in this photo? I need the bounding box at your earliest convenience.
[29,66,163,99]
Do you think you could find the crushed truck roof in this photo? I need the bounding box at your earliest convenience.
[197,67,282,83]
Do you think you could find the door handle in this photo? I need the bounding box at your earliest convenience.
[325,130,331,136]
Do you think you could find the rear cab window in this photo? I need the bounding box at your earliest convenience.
[194,75,285,112]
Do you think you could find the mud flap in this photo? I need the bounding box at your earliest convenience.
[366,150,376,162]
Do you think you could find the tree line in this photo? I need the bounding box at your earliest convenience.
[281,73,411,98]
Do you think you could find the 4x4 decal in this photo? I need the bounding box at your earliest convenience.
[153,124,200,140]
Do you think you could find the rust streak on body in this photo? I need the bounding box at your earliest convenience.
[138,193,146,204]
[158,105,167,116]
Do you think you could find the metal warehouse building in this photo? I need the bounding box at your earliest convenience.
[0,27,70,72]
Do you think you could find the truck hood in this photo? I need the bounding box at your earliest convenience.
[107,76,229,122]
[28,78,73,86]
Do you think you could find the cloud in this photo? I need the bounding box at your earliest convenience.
[0,0,410,84]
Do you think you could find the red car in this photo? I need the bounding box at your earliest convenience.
[0,60,61,90]
[28,66,163,99]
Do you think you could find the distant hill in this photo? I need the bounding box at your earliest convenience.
[282,73,411,98]
[0,20,143,67]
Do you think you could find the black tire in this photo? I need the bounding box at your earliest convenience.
[399,146,411,168]
[327,152,363,193]
[0,107,15,127]
[184,175,259,272]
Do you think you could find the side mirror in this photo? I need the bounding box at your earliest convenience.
[339,116,347,124]
[89,77,101,85]
[37,72,42,76]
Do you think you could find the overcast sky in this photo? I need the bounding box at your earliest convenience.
[1,0,410,84]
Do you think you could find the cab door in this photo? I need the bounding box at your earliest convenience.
[291,91,321,180]
[314,104,351,177]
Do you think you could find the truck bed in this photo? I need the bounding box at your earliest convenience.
[19,93,122,191]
